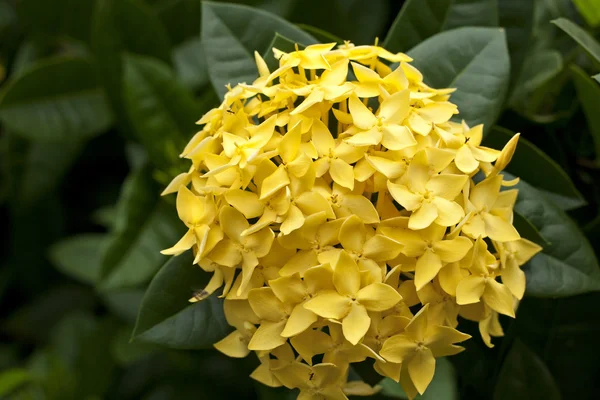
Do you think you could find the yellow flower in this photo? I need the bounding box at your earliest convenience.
[273,362,348,400]
[388,151,467,230]
[380,304,470,395]
[160,40,538,398]
[455,237,516,317]
[462,175,520,242]
[303,251,401,345]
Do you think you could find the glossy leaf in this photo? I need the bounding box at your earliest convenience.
[0,58,113,141]
[201,1,316,97]
[571,65,600,160]
[407,27,510,134]
[122,54,200,171]
[133,252,232,349]
[384,0,498,52]
[101,289,145,325]
[508,174,600,297]
[150,0,200,45]
[493,340,560,400]
[484,126,585,210]
[552,18,600,63]
[297,24,344,44]
[99,165,183,290]
[49,234,106,285]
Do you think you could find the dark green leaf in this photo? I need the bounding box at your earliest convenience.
[49,234,106,285]
[493,339,560,400]
[552,17,600,63]
[571,65,600,160]
[17,0,97,43]
[513,212,550,248]
[0,58,113,141]
[111,327,156,365]
[508,174,600,297]
[509,50,563,107]
[407,27,510,134]
[92,205,117,229]
[102,289,146,324]
[593,73,600,84]
[50,313,119,398]
[296,24,343,44]
[133,252,232,349]
[174,38,209,91]
[384,0,498,52]
[122,54,200,171]
[2,286,96,344]
[91,0,172,133]
[5,132,84,206]
[498,0,535,88]
[201,1,317,97]
[150,0,200,45]
[256,383,299,399]
[484,126,585,210]
[0,369,30,397]
[262,33,302,73]
[99,164,183,290]
[287,0,388,45]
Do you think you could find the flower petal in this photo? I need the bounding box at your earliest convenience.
[415,249,443,290]
[342,303,371,345]
[483,279,515,317]
[456,276,486,305]
[247,320,287,351]
[281,303,318,337]
[333,251,361,296]
[303,291,352,319]
[408,202,438,230]
[357,282,402,311]
[408,347,436,394]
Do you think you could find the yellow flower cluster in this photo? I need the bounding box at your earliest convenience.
[161,41,542,399]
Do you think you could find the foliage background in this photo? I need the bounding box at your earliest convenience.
[1,0,600,398]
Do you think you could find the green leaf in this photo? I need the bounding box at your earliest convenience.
[99,164,183,291]
[484,126,585,210]
[571,65,600,160]
[508,174,600,297]
[407,27,510,134]
[513,211,550,248]
[91,0,172,133]
[150,0,200,45]
[0,58,113,141]
[498,0,535,88]
[287,0,389,45]
[122,54,200,171]
[493,339,560,400]
[201,1,317,97]
[111,327,156,365]
[594,73,600,84]
[17,0,97,43]
[133,252,232,349]
[552,17,600,63]
[101,289,146,324]
[174,38,209,91]
[49,234,106,285]
[0,369,31,397]
[262,33,302,73]
[5,132,84,207]
[296,24,343,44]
[378,358,458,399]
[383,0,498,52]
[509,50,563,107]
[574,0,600,27]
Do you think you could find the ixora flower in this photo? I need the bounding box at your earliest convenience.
[161,41,542,399]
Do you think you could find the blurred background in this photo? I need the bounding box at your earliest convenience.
[1,0,600,399]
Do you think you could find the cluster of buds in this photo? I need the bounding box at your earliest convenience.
[161,41,541,399]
